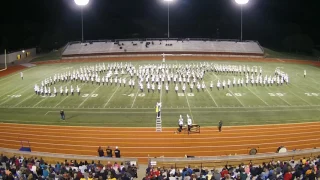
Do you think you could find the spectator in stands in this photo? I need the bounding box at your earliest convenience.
[211,169,221,180]
[114,146,121,158]
[98,146,104,157]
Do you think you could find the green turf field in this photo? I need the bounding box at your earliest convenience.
[0,60,319,127]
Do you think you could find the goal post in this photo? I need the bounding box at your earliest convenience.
[0,49,7,72]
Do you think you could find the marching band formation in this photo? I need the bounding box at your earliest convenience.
[33,62,290,96]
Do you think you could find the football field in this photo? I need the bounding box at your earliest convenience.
[0,60,320,127]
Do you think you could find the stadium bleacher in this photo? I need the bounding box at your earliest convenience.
[62,39,264,57]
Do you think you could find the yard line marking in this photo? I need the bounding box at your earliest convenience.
[287,90,312,106]
[289,83,320,100]
[265,87,292,106]
[227,89,245,107]
[0,65,64,99]
[0,67,34,82]
[0,86,34,106]
[33,79,74,108]
[205,88,218,107]
[77,85,101,108]
[130,87,140,108]
[12,94,37,107]
[244,86,269,106]
[54,96,69,108]
[31,97,48,108]
[210,70,245,107]
[103,86,120,108]
[184,92,194,122]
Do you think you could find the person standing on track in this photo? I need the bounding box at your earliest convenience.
[187,115,192,134]
[178,115,183,132]
[106,146,112,157]
[20,72,23,80]
[60,110,65,120]
[218,120,222,132]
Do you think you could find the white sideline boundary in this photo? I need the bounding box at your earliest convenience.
[1,104,320,110]
[43,107,320,115]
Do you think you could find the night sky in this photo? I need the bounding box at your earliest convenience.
[0,0,319,52]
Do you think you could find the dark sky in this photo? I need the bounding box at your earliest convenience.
[0,0,319,52]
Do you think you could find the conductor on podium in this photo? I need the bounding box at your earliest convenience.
[156,102,162,118]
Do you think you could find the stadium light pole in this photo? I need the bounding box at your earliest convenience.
[235,0,249,41]
[74,0,90,42]
[164,0,173,38]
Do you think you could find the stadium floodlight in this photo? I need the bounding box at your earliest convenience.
[235,0,249,5]
[74,0,89,6]
[164,0,174,38]
[22,50,25,53]
[235,0,249,41]
[74,0,90,42]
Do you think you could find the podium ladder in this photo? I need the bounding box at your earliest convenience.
[156,117,162,132]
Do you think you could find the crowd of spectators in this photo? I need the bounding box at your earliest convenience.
[144,156,320,180]
[0,154,137,180]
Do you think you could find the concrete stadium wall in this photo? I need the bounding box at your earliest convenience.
[0,48,36,64]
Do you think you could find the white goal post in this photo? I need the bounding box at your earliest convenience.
[0,49,8,72]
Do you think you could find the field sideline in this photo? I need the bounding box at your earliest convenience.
[0,58,320,127]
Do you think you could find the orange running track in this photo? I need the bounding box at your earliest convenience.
[0,122,320,163]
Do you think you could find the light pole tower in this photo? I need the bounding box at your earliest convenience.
[235,0,249,41]
[74,0,90,42]
[164,0,174,38]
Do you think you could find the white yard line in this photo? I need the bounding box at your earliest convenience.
[184,92,194,122]
[289,83,320,100]
[0,67,34,82]
[265,87,292,106]
[205,88,219,107]
[0,87,33,106]
[77,85,101,108]
[227,89,245,107]
[244,86,269,106]
[54,96,70,108]
[0,65,63,99]
[130,87,140,108]
[31,98,47,108]
[103,86,120,108]
[287,90,312,106]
